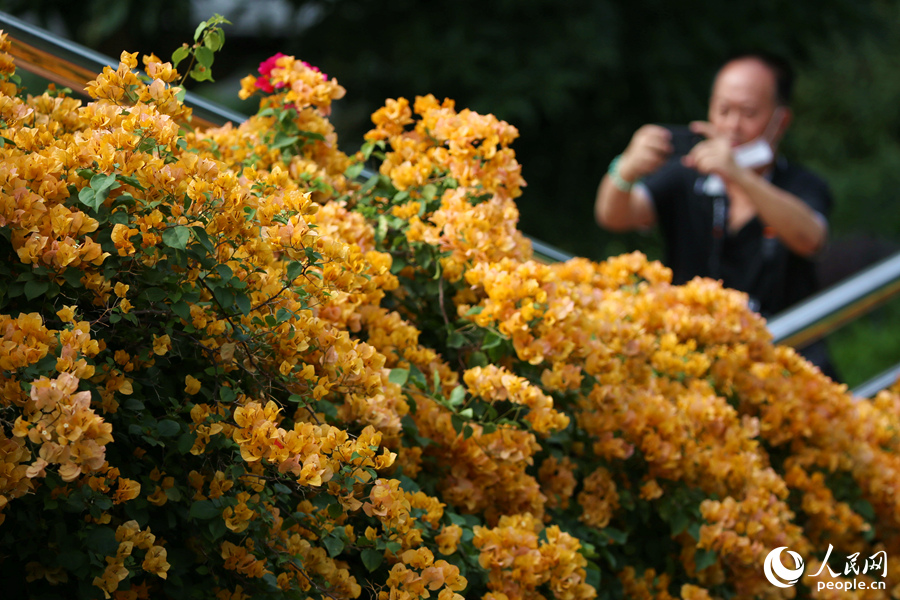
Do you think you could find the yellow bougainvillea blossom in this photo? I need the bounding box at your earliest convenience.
[2,32,900,600]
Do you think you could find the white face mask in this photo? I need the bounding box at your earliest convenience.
[701,107,786,195]
[731,106,785,169]
[732,137,774,169]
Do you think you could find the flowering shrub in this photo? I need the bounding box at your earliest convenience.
[1,23,900,600]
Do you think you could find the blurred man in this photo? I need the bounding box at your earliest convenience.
[595,52,836,374]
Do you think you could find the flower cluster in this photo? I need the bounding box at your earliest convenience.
[2,31,899,600]
[240,53,344,114]
[365,95,524,199]
[473,513,595,600]
[463,364,569,434]
[92,521,169,598]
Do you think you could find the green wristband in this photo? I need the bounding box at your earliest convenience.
[608,154,635,192]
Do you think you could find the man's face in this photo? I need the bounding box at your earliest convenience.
[708,58,783,147]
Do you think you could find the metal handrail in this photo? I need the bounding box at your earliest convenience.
[768,251,900,347]
[3,9,900,394]
[852,363,900,399]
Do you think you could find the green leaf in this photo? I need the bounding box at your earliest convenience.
[78,173,119,211]
[694,548,717,571]
[93,496,113,511]
[214,264,233,280]
[450,414,464,434]
[482,330,506,350]
[157,420,180,437]
[603,527,628,545]
[235,293,252,315]
[195,47,215,68]
[112,193,137,208]
[209,517,227,540]
[162,226,191,250]
[286,261,304,281]
[468,351,488,368]
[448,385,466,407]
[204,29,225,52]
[323,534,344,558]
[124,398,145,411]
[447,513,468,526]
[192,226,215,253]
[190,66,214,82]
[115,173,145,190]
[171,300,191,320]
[189,500,220,520]
[344,162,364,180]
[172,45,190,67]
[668,512,690,536]
[585,564,601,589]
[213,287,234,307]
[193,20,209,42]
[327,501,343,520]
[177,432,195,454]
[361,548,383,572]
[85,527,118,556]
[62,268,84,288]
[271,133,299,151]
[447,330,467,348]
[143,287,167,302]
[852,498,876,521]
[77,188,99,211]
[24,279,49,300]
[57,549,89,572]
[388,368,409,386]
[91,172,119,193]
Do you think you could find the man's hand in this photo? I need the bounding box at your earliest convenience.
[618,124,674,183]
[595,124,665,232]
[682,121,740,180]
[682,121,827,257]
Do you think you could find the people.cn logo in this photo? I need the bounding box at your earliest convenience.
[764,547,805,588]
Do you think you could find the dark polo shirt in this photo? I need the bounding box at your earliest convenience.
[642,157,833,317]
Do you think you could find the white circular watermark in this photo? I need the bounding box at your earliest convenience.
[764,546,805,588]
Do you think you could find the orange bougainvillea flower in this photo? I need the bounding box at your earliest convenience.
[1,32,898,600]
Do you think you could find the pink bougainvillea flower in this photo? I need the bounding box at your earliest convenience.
[258,52,286,78]
[255,77,275,93]
[255,52,288,93]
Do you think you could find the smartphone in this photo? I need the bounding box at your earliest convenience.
[659,125,703,157]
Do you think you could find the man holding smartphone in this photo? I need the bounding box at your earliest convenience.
[594,52,835,375]
[596,53,832,313]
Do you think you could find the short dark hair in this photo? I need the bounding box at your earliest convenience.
[718,51,794,106]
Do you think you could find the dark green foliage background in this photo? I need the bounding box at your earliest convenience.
[6,0,900,384]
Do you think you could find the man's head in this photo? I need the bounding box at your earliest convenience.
[708,52,794,149]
